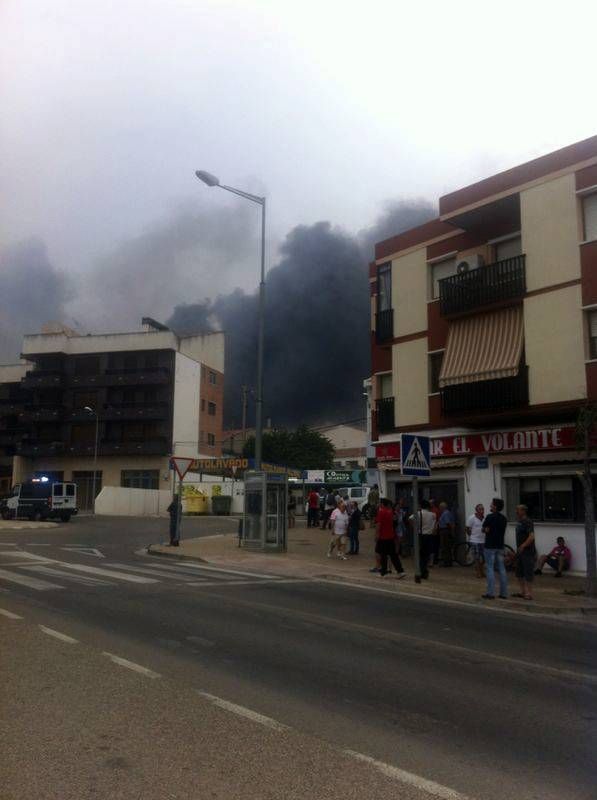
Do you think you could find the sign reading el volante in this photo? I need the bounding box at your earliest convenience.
[376,426,576,461]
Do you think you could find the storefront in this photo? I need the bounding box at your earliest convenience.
[376,424,594,573]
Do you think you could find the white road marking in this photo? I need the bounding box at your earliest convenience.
[39,625,78,644]
[0,543,17,546]
[344,750,471,800]
[102,652,161,678]
[0,550,54,563]
[62,546,105,559]
[106,562,205,580]
[55,562,159,584]
[0,607,23,619]
[195,691,290,731]
[146,561,284,581]
[0,567,63,591]
[26,565,113,586]
[186,635,215,647]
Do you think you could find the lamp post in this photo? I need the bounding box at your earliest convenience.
[84,406,99,512]
[195,170,266,470]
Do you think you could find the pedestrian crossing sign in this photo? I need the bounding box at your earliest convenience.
[400,434,431,477]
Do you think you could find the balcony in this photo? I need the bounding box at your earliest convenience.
[16,441,66,457]
[100,402,170,421]
[441,367,529,416]
[99,438,170,456]
[376,397,395,434]
[70,367,171,387]
[17,437,170,458]
[439,255,526,316]
[375,309,394,344]
[21,369,64,388]
[19,407,64,422]
[0,400,23,416]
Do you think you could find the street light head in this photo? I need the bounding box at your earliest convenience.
[195,170,220,187]
[83,406,94,414]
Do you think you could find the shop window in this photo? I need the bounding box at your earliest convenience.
[121,470,159,490]
[588,310,597,360]
[505,476,581,522]
[208,401,216,416]
[583,193,597,242]
[543,477,574,521]
[428,351,444,394]
[431,257,457,299]
[519,477,543,520]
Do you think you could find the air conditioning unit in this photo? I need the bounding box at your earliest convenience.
[455,254,484,274]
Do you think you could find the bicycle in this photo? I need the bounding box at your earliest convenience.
[454,541,516,571]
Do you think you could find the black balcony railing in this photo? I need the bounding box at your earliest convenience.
[17,437,170,457]
[376,397,395,433]
[439,255,526,316]
[22,370,64,388]
[375,309,394,344]
[441,367,529,416]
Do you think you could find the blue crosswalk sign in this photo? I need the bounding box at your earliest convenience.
[401,434,431,477]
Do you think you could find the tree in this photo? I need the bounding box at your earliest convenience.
[243,425,335,470]
[576,404,597,597]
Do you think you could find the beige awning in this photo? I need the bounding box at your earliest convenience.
[439,306,524,388]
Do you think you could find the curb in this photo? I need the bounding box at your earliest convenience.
[144,544,597,618]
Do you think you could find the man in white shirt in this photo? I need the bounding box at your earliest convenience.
[327,500,349,560]
[409,499,437,580]
[466,503,486,579]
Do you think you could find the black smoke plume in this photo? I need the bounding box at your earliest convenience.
[169,199,435,427]
[0,239,73,361]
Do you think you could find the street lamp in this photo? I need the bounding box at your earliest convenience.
[195,169,266,470]
[84,406,99,512]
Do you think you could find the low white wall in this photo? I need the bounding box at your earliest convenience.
[95,486,172,516]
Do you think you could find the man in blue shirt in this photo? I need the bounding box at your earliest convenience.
[482,497,508,599]
[438,502,455,567]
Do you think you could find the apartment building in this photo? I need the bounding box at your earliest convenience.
[369,135,597,570]
[0,319,225,508]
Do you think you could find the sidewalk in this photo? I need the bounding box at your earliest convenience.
[148,519,597,618]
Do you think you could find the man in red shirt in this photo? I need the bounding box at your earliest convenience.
[535,536,572,577]
[307,489,320,528]
[376,498,406,578]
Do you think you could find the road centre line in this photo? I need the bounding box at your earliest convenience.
[192,589,597,684]
[39,625,78,644]
[0,607,23,619]
[344,750,471,800]
[195,690,290,731]
[102,652,161,678]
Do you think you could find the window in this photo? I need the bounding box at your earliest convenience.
[209,371,217,385]
[144,353,158,369]
[200,399,205,412]
[583,193,597,242]
[377,263,392,312]
[121,470,159,490]
[494,236,522,262]
[208,401,216,416]
[207,433,216,447]
[588,310,597,360]
[74,356,100,376]
[123,354,137,371]
[379,373,393,399]
[71,424,95,444]
[73,391,97,410]
[505,476,577,522]
[428,351,444,394]
[431,257,457,299]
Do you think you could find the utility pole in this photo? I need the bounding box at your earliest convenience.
[241,384,248,452]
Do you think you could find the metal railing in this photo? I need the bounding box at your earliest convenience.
[375,309,394,343]
[441,367,529,416]
[439,255,526,316]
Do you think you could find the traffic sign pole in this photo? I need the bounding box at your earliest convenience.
[412,476,421,584]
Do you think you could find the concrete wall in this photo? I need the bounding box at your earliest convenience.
[95,486,172,516]
[0,363,30,383]
[322,425,366,451]
[172,352,200,458]
[21,330,177,356]
[524,284,586,404]
[521,173,581,291]
[393,338,429,427]
[391,248,427,337]
[180,332,225,374]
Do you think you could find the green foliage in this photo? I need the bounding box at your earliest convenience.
[242,425,335,470]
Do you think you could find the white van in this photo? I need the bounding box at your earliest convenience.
[336,486,370,509]
[0,480,78,522]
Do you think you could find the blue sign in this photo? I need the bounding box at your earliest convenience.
[400,434,431,477]
[475,456,489,469]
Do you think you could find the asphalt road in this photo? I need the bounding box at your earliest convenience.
[0,516,595,800]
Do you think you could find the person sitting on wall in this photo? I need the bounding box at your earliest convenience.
[534,536,572,578]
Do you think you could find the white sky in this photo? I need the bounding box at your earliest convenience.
[1,0,596,295]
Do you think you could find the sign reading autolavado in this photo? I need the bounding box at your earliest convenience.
[375,426,576,461]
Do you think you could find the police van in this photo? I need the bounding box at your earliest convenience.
[0,479,78,522]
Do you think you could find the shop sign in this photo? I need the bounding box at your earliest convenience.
[376,425,576,461]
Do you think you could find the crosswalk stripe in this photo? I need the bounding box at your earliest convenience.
[105,563,208,581]
[26,565,113,586]
[52,562,159,584]
[143,561,279,581]
[0,567,63,591]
